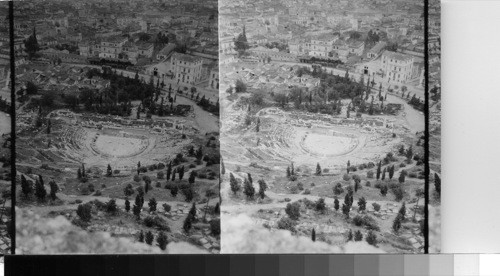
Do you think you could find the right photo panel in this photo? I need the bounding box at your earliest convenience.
[220,0,427,253]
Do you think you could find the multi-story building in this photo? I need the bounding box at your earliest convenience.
[207,65,219,90]
[98,36,128,59]
[171,53,203,85]
[380,50,414,84]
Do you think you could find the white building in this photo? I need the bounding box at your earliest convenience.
[380,50,414,84]
[171,53,203,85]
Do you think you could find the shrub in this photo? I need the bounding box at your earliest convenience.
[105,199,117,214]
[323,168,329,173]
[75,199,82,204]
[367,170,374,178]
[333,183,344,195]
[155,182,161,188]
[352,215,380,231]
[303,189,311,195]
[408,172,417,178]
[289,175,297,181]
[94,190,102,196]
[349,166,357,172]
[133,175,141,182]
[399,163,406,168]
[113,170,120,174]
[162,203,171,212]
[343,174,351,181]
[285,202,301,220]
[77,203,92,222]
[277,217,296,232]
[366,231,378,246]
[290,186,299,194]
[297,182,304,190]
[157,171,165,179]
[372,203,381,212]
[367,162,375,169]
[365,181,371,187]
[143,215,170,231]
[391,186,405,201]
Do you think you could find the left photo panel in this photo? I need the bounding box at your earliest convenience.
[0,1,13,256]
[14,0,220,254]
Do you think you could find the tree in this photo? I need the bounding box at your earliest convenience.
[357,197,367,212]
[376,161,382,180]
[188,202,197,219]
[229,173,240,195]
[234,26,250,55]
[316,163,322,175]
[26,81,38,95]
[258,179,267,199]
[124,183,134,197]
[243,178,255,199]
[406,145,413,163]
[138,230,145,242]
[21,175,33,198]
[398,171,406,183]
[49,180,58,201]
[24,27,40,59]
[188,171,196,184]
[398,202,406,221]
[381,167,386,180]
[183,213,194,233]
[107,164,112,177]
[77,203,92,222]
[125,199,131,213]
[334,198,340,211]
[286,166,291,178]
[106,199,118,214]
[366,230,378,246]
[35,176,47,201]
[434,173,441,196]
[170,185,178,197]
[354,230,363,241]
[235,79,247,93]
[148,198,157,212]
[145,231,154,245]
[285,202,300,220]
[380,185,388,196]
[392,213,403,234]
[133,204,141,218]
[342,203,350,218]
[156,231,168,250]
[347,229,353,241]
[315,198,326,213]
[221,158,225,175]
[178,166,185,180]
[311,228,316,242]
[166,162,172,180]
[388,165,395,179]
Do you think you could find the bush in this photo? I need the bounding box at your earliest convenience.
[113,170,120,174]
[349,166,357,172]
[365,181,371,187]
[343,174,351,181]
[290,186,299,194]
[323,168,329,173]
[372,203,381,212]
[133,175,141,182]
[143,215,170,231]
[163,203,171,212]
[399,163,406,168]
[77,203,92,222]
[391,186,404,201]
[352,215,380,231]
[94,190,102,196]
[367,170,374,179]
[155,182,161,188]
[408,172,417,178]
[297,182,304,190]
[303,189,311,195]
[285,202,301,220]
[289,175,297,181]
[367,162,375,169]
[277,217,296,232]
[157,171,165,179]
[333,183,344,195]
